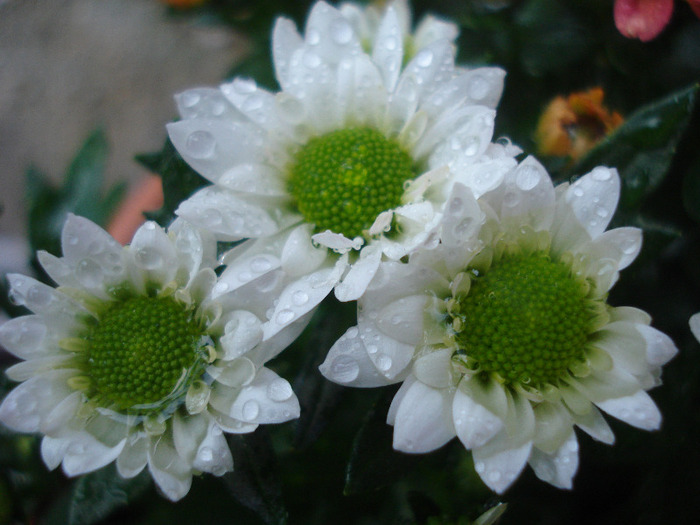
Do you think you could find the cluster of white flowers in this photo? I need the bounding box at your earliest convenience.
[0,0,681,502]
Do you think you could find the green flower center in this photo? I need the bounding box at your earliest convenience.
[86,295,208,413]
[450,252,594,387]
[288,127,415,240]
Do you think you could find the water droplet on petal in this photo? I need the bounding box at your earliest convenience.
[303,51,322,69]
[376,354,393,372]
[185,130,216,159]
[198,446,213,462]
[267,377,293,402]
[242,400,260,421]
[250,256,272,274]
[591,167,611,181]
[415,49,434,67]
[181,91,201,108]
[291,290,309,306]
[330,355,360,383]
[276,309,295,325]
[307,28,321,45]
[503,191,520,208]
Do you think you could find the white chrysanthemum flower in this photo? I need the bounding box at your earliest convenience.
[320,158,678,493]
[0,215,305,501]
[167,0,510,338]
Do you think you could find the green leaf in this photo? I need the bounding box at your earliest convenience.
[66,465,151,525]
[222,429,288,525]
[571,84,699,214]
[136,138,207,227]
[344,388,420,495]
[682,155,700,224]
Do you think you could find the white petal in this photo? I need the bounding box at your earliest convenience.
[412,348,452,389]
[116,433,148,478]
[0,315,51,360]
[596,390,661,430]
[496,156,556,230]
[41,391,83,435]
[220,79,278,128]
[303,1,362,64]
[217,163,287,196]
[0,370,75,433]
[691,313,700,342]
[565,167,620,239]
[216,236,285,296]
[130,221,179,286]
[452,384,504,449]
[62,432,126,477]
[176,186,280,241]
[41,436,70,470]
[167,119,266,184]
[458,376,509,421]
[414,15,459,48]
[60,214,124,268]
[320,325,403,387]
[312,230,362,252]
[173,411,208,465]
[529,432,579,489]
[472,435,532,494]
[334,243,382,301]
[424,68,505,114]
[175,87,239,120]
[219,310,264,361]
[572,406,615,444]
[420,106,495,164]
[229,368,300,424]
[192,421,233,476]
[281,224,328,277]
[148,435,193,501]
[532,402,573,454]
[372,5,403,91]
[392,379,456,453]
[169,218,216,284]
[402,40,455,99]
[272,17,304,92]
[636,324,678,366]
[262,255,346,340]
[37,251,81,289]
[375,294,427,345]
[6,274,87,322]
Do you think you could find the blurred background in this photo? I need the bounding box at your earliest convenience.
[1,0,700,524]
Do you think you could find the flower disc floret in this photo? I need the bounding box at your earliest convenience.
[288,127,415,239]
[87,295,207,412]
[451,252,593,386]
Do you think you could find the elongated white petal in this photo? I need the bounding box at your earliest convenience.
[453,384,504,449]
[392,379,456,453]
[596,390,662,430]
[116,433,149,478]
[472,435,532,494]
[62,432,126,477]
[529,432,579,489]
[565,167,620,239]
[334,243,382,301]
[319,325,402,387]
[229,368,299,424]
[148,435,193,501]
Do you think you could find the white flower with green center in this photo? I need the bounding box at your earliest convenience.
[320,158,678,493]
[0,216,305,501]
[167,0,510,338]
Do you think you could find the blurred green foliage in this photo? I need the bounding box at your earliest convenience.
[2,1,700,524]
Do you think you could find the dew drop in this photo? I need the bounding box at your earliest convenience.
[595,206,609,218]
[376,354,393,372]
[415,49,434,67]
[186,130,216,159]
[487,470,502,483]
[250,256,272,274]
[591,167,611,181]
[330,355,360,383]
[346,326,359,339]
[464,137,480,157]
[267,377,293,402]
[475,461,486,474]
[453,218,474,238]
[366,344,378,355]
[503,191,520,208]
[276,309,295,325]
[291,290,309,306]
[242,94,264,112]
[212,282,230,295]
[306,28,321,45]
[572,187,584,197]
[198,446,213,462]
[303,51,322,69]
[181,91,201,108]
[449,197,464,215]
[383,35,398,51]
[242,400,260,421]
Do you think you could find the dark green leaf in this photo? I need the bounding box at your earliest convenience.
[225,35,278,90]
[682,155,700,224]
[66,465,150,525]
[571,84,699,213]
[223,429,287,525]
[136,138,207,227]
[344,388,420,495]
